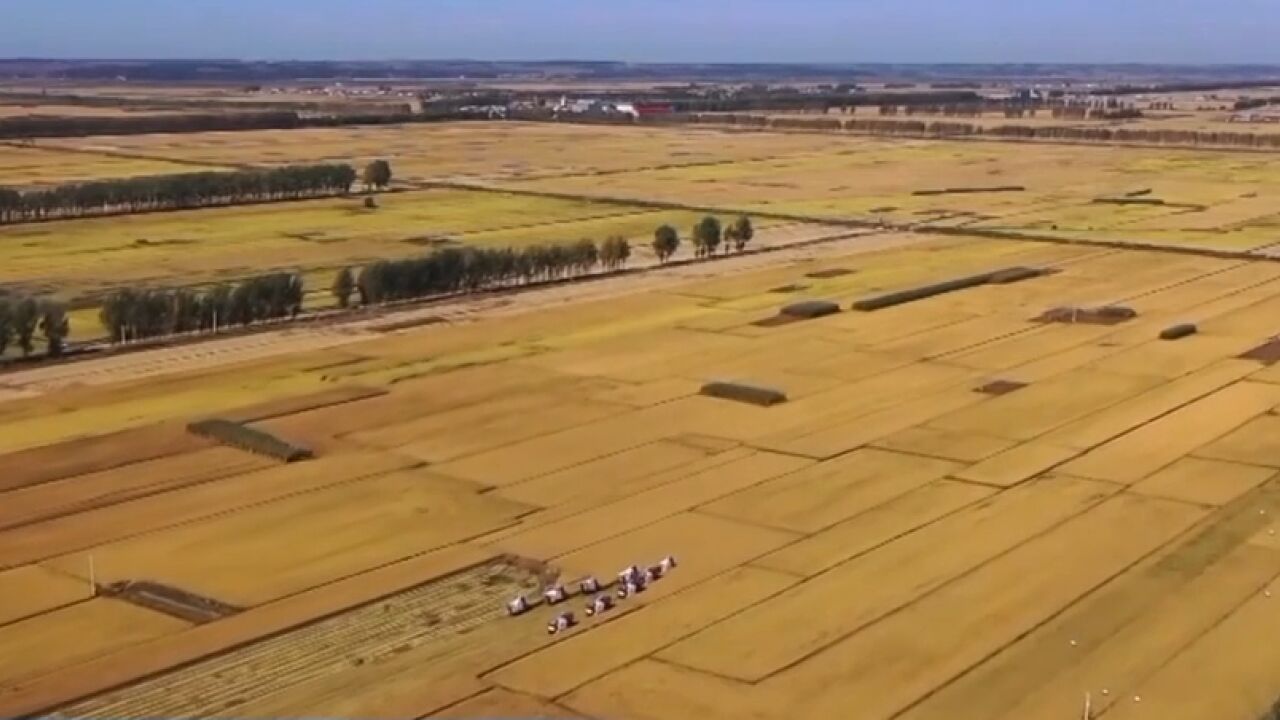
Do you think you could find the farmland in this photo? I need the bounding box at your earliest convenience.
[0,186,804,305]
[28,121,1280,257]
[0,144,218,187]
[7,113,1280,720]
[6,213,1280,718]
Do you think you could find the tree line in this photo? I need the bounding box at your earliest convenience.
[339,216,753,307]
[0,111,304,140]
[0,164,357,223]
[0,107,495,141]
[0,214,757,362]
[651,215,754,262]
[0,295,69,359]
[335,237,632,306]
[685,113,1280,149]
[99,272,304,343]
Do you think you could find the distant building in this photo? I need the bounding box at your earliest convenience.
[634,102,675,118]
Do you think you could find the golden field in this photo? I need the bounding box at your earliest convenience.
[0,186,796,306]
[6,219,1280,720]
[4,120,1279,349]
[38,122,854,183]
[0,104,196,119]
[0,144,218,187]
[7,118,1280,718]
[20,121,1280,259]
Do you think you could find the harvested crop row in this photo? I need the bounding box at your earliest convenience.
[699,380,788,407]
[187,419,313,462]
[913,185,1025,196]
[48,557,541,719]
[851,266,1048,311]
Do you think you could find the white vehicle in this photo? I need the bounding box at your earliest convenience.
[659,555,678,573]
[579,576,601,594]
[585,595,615,616]
[547,610,577,634]
[617,574,648,598]
[506,595,530,616]
[617,565,642,586]
[543,584,568,605]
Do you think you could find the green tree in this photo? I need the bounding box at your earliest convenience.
[0,297,12,356]
[332,267,355,308]
[363,160,393,191]
[38,300,69,357]
[13,297,38,356]
[571,238,599,275]
[692,216,722,258]
[204,284,233,332]
[357,263,385,305]
[615,236,631,268]
[653,224,679,263]
[601,235,631,270]
[730,215,754,252]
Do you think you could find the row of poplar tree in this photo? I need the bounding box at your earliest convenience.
[332,236,633,306]
[98,272,304,343]
[10,214,753,356]
[0,163,359,223]
[333,215,754,307]
[653,215,754,262]
[0,296,69,357]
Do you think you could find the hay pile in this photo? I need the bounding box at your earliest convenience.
[1159,323,1198,340]
[852,266,1048,311]
[1034,305,1137,326]
[700,381,788,407]
[780,300,841,319]
[187,419,313,462]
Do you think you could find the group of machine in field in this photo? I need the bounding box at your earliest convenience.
[505,555,678,634]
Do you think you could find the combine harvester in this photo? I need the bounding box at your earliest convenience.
[505,555,679,634]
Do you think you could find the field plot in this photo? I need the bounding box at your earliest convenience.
[0,451,417,569]
[40,467,526,606]
[0,186,761,304]
[0,144,216,187]
[0,103,196,118]
[0,599,188,688]
[0,565,91,626]
[46,557,544,720]
[0,446,271,530]
[461,125,1280,254]
[40,121,854,182]
[12,182,1280,719]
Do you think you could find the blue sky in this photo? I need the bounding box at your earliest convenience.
[5,0,1280,64]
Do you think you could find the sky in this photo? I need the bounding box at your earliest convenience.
[5,0,1280,65]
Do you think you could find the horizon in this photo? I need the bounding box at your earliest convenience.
[8,58,1280,69]
[6,0,1280,65]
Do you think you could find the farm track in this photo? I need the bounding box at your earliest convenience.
[46,558,540,719]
